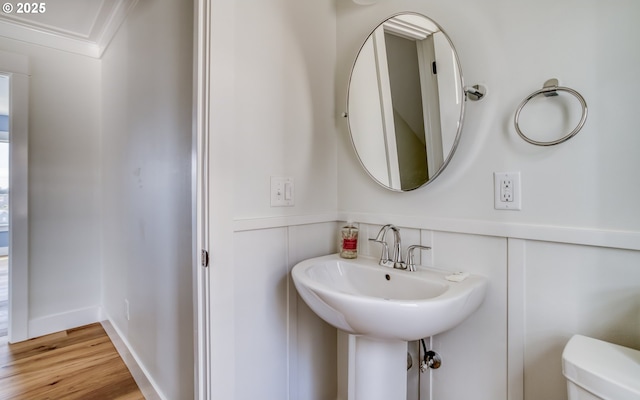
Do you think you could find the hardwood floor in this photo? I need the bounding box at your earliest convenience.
[0,323,144,399]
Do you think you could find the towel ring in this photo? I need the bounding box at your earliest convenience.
[514,79,588,146]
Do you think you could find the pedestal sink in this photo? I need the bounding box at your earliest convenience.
[291,254,487,400]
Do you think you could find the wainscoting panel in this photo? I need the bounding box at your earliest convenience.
[231,217,640,400]
[287,222,340,400]
[429,231,508,400]
[233,222,340,400]
[233,227,289,400]
[521,241,640,400]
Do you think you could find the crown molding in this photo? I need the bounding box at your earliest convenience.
[0,0,138,59]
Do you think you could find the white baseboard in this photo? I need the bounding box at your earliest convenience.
[101,319,165,400]
[27,305,102,339]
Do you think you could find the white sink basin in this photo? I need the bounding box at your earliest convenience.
[292,254,487,341]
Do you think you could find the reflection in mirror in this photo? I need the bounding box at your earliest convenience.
[347,13,464,191]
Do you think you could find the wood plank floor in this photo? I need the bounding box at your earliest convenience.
[0,323,144,399]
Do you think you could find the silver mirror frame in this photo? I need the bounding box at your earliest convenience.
[345,12,466,192]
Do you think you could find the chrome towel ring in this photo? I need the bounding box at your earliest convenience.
[514,78,588,146]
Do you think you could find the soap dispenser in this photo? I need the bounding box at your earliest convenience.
[339,222,359,259]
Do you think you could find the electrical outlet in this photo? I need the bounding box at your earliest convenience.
[501,178,514,202]
[494,172,521,210]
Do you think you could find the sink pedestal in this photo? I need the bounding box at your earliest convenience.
[354,336,407,400]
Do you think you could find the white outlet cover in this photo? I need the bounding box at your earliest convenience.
[494,172,521,210]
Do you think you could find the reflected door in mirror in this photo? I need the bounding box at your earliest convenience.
[347,13,464,191]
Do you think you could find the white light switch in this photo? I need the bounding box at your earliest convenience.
[494,172,521,210]
[284,182,292,200]
[271,177,294,207]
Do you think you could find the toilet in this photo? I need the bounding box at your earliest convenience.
[562,334,640,400]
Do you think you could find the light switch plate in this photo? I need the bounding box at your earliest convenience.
[271,177,294,207]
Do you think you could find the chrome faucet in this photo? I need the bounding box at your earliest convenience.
[369,225,432,271]
[369,224,404,269]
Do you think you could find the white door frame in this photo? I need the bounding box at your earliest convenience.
[193,0,211,397]
[371,28,401,188]
[0,50,29,343]
[193,0,238,398]
[416,36,444,178]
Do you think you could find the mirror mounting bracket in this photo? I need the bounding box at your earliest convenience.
[464,84,487,101]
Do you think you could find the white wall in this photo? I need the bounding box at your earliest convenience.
[100,0,194,398]
[335,1,640,400]
[337,0,640,232]
[0,38,102,337]
[232,0,339,220]
[205,0,339,398]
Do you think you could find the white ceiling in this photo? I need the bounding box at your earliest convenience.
[0,0,138,58]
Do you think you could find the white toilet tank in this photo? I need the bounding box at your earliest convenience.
[562,334,640,400]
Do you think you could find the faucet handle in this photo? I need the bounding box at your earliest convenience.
[406,245,432,272]
[368,238,393,267]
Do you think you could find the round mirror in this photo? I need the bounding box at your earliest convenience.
[347,13,465,191]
